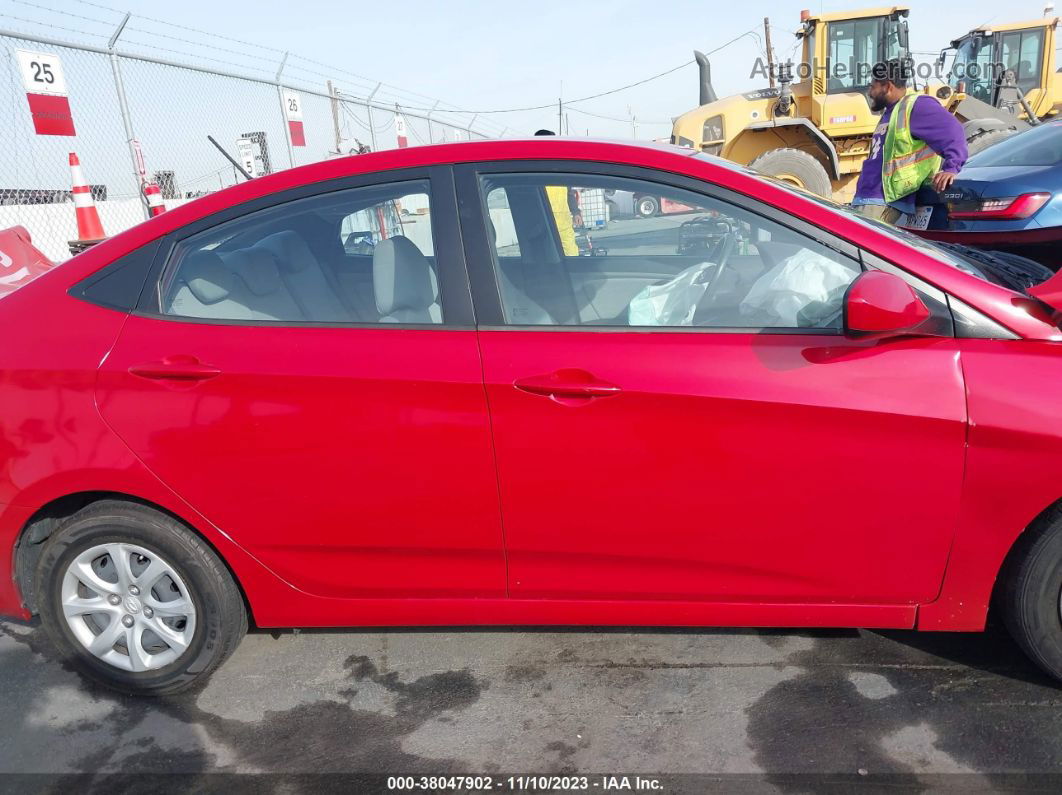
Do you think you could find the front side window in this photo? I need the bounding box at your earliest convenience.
[827,18,881,93]
[950,34,996,102]
[478,173,861,330]
[160,180,443,324]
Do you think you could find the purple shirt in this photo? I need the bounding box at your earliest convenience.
[855,95,968,207]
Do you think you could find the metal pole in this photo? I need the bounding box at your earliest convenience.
[366,83,381,151]
[328,79,342,154]
[107,13,149,219]
[764,17,776,88]
[275,52,295,169]
[426,100,439,144]
[557,97,562,133]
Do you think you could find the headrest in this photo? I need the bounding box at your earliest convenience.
[257,230,316,273]
[182,251,234,305]
[222,247,283,296]
[373,236,436,316]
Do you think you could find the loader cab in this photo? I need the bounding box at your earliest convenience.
[801,8,909,96]
[797,6,910,132]
[945,19,1059,119]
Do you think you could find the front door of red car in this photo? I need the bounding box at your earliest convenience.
[457,164,968,606]
[96,170,506,600]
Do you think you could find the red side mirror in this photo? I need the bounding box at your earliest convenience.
[845,270,931,339]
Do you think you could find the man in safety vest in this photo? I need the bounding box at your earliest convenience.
[852,59,967,225]
[535,128,582,255]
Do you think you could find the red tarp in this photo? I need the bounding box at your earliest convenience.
[0,226,57,299]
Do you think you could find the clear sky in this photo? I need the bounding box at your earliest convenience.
[0,0,1055,206]
[100,0,1054,138]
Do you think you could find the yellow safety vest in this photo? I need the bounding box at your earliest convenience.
[882,94,942,204]
[546,186,579,256]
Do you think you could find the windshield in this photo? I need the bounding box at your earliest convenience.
[950,34,996,102]
[693,153,994,281]
[968,121,1062,168]
[826,16,905,94]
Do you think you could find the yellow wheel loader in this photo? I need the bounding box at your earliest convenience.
[670,7,1059,200]
[937,16,1061,154]
[672,7,913,201]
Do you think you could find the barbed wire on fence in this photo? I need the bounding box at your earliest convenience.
[0,11,499,263]
[0,0,766,263]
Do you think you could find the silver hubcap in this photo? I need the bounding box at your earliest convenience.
[61,543,197,672]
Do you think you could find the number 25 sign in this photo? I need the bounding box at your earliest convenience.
[15,50,76,136]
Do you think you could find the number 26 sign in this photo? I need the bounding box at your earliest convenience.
[16,50,76,136]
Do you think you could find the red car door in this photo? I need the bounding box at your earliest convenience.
[459,164,968,607]
[96,171,505,600]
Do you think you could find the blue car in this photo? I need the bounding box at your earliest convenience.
[906,120,1062,269]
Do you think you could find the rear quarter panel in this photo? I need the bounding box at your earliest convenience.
[0,280,299,621]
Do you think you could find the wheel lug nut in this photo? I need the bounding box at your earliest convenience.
[143,607,154,618]
[128,585,140,596]
[108,594,121,606]
[122,615,134,627]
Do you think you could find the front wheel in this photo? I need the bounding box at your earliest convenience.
[635,195,659,218]
[1002,507,1062,683]
[36,500,247,695]
[748,148,833,198]
[966,127,1015,157]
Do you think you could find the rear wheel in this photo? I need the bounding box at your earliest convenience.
[635,195,659,218]
[1002,507,1062,683]
[748,148,832,198]
[36,500,247,695]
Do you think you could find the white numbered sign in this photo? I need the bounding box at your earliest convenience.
[283,89,302,121]
[16,50,68,96]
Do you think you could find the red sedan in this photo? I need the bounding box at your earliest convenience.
[3,139,1062,695]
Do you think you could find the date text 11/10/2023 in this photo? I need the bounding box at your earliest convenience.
[386,775,664,791]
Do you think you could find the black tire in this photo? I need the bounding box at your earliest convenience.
[635,195,659,218]
[1002,507,1062,683]
[966,127,1015,157]
[747,148,832,198]
[36,500,247,696]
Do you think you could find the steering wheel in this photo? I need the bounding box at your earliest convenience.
[695,226,739,307]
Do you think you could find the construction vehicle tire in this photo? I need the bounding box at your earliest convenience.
[965,127,1016,157]
[748,149,832,197]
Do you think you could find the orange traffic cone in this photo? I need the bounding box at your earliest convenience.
[143,182,166,217]
[68,152,106,248]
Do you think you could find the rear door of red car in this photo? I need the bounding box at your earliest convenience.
[456,161,968,608]
[96,167,506,601]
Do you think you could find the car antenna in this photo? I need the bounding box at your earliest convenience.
[207,135,253,181]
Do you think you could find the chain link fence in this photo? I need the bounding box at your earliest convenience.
[0,26,494,262]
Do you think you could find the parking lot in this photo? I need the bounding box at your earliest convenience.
[3,617,1061,789]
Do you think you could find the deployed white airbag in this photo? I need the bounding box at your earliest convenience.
[627,262,714,326]
[740,248,854,327]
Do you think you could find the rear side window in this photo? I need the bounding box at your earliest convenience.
[159,181,443,324]
[968,123,1062,168]
[478,173,861,330]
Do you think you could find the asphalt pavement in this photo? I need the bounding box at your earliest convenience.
[1,617,1061,792]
